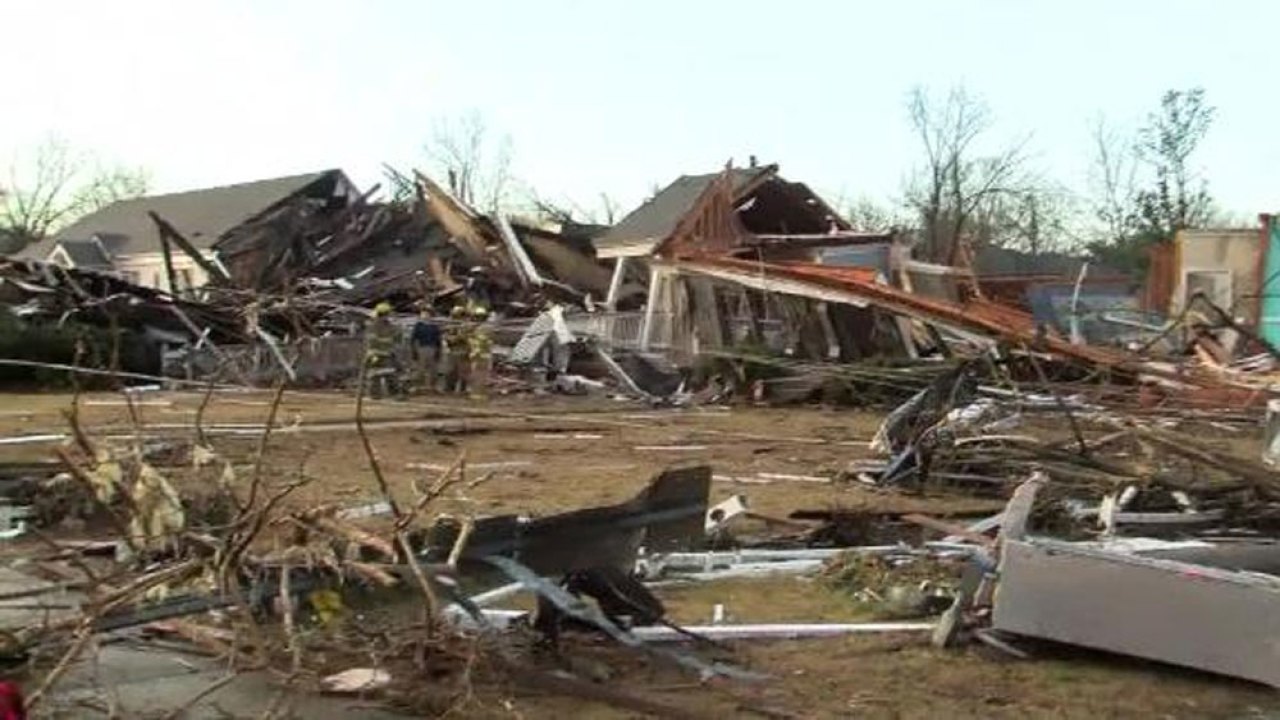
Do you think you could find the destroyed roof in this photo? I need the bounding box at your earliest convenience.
[19,169,348,260]
[669,254,1150,372]
[593,167,772,256]
[681,255,1267,397]
[0,256,250,342]
[523,234,615,296]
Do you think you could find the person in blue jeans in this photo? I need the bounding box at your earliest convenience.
[410,305,443,393]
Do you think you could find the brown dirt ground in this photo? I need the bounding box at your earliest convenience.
[2,388,1277,718]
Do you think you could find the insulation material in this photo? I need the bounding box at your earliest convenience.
[129,462,187,550]
[87,449,125,505]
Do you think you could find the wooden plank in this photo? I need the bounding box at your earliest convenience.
[158,231,180,297]
[901,513,995,547]
[147,211,230,285]
[413,172,492,266]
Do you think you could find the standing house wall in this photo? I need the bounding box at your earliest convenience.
[1172,229,1261,326]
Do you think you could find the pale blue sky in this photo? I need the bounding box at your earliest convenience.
[2,0,1276,220]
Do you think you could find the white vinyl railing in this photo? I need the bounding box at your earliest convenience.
[568,311,651,350]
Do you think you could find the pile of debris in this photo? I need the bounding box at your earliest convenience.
[821,553,960,619]
[0,167,637,389]
[7,161,1280,417]
[0,387,808,716]
[6,161,1280,715]
[0,362,1279,717]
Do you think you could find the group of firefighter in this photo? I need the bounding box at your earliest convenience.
[363,297,493,400]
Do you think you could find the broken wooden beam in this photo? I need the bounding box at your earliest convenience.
[147,211,231,285]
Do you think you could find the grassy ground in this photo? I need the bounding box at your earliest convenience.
[1,387,1276,718]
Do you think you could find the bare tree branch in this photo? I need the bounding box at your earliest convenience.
[1,138,149,252]
[835,194,907,233]
[529,191,622,226]
[1087,114,1139,246]
[423,111,516,214]
[904,85,1062,261]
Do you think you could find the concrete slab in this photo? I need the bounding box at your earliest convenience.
[0,565,82,630]
[0,562,409,719]
[44,643,409,718]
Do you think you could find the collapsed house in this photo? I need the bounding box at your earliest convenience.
[1,168,622,383]
[4,159,1278,405]
[595,164,1156,383]
[14,166,617,307]
[19,170,360,294]
[591,164,909,364]
[8,165,1280,715]
[592,166,1280,409]
[0,256,255,379]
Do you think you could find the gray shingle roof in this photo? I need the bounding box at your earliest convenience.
[593,168,768,254]
[19,169,343,261]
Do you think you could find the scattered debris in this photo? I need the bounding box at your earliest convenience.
[6,159,1280,715]
[822,553,961,619]
[321,667,393,694]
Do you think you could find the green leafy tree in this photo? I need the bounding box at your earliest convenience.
[1085,89,1216,276]
[1133,88,1215,239]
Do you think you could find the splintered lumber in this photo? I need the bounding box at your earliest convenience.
[148,211,231,284]
[414,172,492,266]
[1131,426,1280,496]
[298,515,397,561]
[901,513,995,547]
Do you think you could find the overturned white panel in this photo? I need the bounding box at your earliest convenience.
[994,538,1280,687]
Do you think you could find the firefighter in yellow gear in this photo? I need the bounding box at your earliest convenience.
[365,302,398,364]
[444,304,471,394]
[364,302,401,397]
[467,304,493,401]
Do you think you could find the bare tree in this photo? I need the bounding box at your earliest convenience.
[531,191,623,226]
[838,194,907,233]
[2,139,81,250]
[1087,115,1140,247]
[903,85,1046,263]
[976,185,1080,256]
[425,111,515,214]
[1,138,148,252]
[76,165,149,212]
[596,193,621,225]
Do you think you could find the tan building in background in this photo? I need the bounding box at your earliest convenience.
[1169,228,1262,326]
